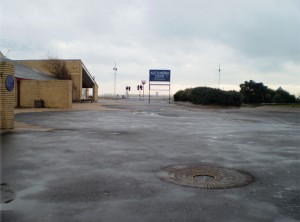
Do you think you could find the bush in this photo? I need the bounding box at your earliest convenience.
[272,87,296,103]
[173,90,184,102]
[180,88,193,101]
[173,88,193,102]
[239,80,297,104]
[174,87,241,106]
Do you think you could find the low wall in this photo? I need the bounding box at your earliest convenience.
[20,80,72,108]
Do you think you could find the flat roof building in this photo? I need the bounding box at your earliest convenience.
[15,59,98,102]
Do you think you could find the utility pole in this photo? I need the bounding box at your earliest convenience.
[113,62,117,97]
[218,64,221,89]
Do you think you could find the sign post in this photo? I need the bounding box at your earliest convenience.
[148,70,171,103]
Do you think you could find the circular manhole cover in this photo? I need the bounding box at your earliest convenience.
[158,165,253,189]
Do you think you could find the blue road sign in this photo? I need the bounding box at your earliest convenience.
[149,70,170,82]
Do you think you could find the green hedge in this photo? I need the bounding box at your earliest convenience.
[173,88,193,102]
[174,87,241,106]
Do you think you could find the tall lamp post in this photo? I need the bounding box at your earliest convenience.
[218,64,221,89]
[141,80,146,100]
[113,62,117,97]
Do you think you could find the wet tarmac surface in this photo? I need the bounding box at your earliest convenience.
[1,99,300,222]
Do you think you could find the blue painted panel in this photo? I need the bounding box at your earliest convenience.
[149,70,170,82]
[5,75,14,91]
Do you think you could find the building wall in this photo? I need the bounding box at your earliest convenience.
[20,80,72,108]
[64,60,82,102]
[0,60,15,129]
[17,60,83,102]
[93,83,98,101]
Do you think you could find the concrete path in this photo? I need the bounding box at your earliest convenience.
[1,99,300,222]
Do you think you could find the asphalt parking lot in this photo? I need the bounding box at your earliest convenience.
[1,99,300,222]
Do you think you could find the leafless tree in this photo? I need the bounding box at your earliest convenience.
[44,57,71,80]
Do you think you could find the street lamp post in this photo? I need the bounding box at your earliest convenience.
[218,64,221,89]
[141,80,146,100]
[113,62,117,97]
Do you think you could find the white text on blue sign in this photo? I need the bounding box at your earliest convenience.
[149,70,171,82]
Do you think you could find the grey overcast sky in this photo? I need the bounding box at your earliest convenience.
[1,0,299,95]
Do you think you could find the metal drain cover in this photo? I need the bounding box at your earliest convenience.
[158,165,253,189]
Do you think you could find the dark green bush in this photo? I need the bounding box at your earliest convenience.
[174,88,194,101]
[180,88,193,101]
[272,87,296,103]
[173,90,184,102]
[174,87,241,106]
[239,80,297,104]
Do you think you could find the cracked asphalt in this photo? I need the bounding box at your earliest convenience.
[1,98,300,222]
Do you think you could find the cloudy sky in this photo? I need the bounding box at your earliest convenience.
[1,0,299,96]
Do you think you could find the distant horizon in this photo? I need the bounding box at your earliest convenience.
[95,81,299,98]
[96,80,299,97]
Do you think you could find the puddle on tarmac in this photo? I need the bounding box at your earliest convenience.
[1,179,47,211]
[1,183,16,204]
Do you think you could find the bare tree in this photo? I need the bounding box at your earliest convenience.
[44,57,80,101]
[44,57,71,80]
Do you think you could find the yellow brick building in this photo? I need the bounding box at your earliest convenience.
[0,57,15,129]
[0,53,99,129]
[16,59,98,102]
[19,80,72,108]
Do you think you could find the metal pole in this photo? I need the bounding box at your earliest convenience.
[114,71,116,96]
[143,86,144,99]
[141,80,146,101]
[138,85,141,100]
[218,64,221,89]
[113,62,117,97]
[169,83,171,104]
[148,82,150,103]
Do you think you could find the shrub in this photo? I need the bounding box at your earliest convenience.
[239,80,297,104]
[173,90,184,102]
[180,88,193,101]
[174,88,194,102]
[174,87,241,106]
[272,87,296,103]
